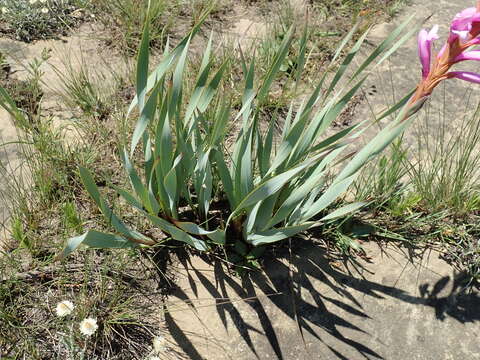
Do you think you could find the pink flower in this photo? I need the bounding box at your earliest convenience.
[411,2,480,108]
[449,7,480,44]
[418,25,439,78]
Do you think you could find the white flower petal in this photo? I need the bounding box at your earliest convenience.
[153,335,166,353]
[79,318,98,336]
[55,300,74,317]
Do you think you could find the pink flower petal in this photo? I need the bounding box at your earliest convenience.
[448,71,480,84]
[418,25,439,78]
[453,50,480,62]
[449,7,480,44]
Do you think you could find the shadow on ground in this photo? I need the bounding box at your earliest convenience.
[161,241,479,360]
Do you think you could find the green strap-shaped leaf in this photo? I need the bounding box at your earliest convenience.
[0,85,25,123]
[257,26,295,105]
[169,36,191,120]
[246,223,313,246]
[113,186,144,210]
[319,202,367,221]
[209,99,230,147]
[266,147,346,228]
[136,18,150,115]
[174,221,226,245]
[194,150,213,219]
[241,58,255,129]
[259,119,275,178]
[351,13,415,80]
[299,174,359,222]
[294,25,309,88]
[197,62,228,113]
[184,61,212,125]
[78,167,152,243]
[325,27,370,97]
[337,113,413,182]
[232,153,323,217]
[127,13,208,116]
[164,154,183,216]
[121,149,160,215]
[130,74,163,156]
[60,230,137,260]
[129,15,209,152]
[214,149,235,208]
[144,213,209,251]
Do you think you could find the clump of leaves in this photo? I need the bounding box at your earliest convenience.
[55,13,417,267]
[0,0,89,42]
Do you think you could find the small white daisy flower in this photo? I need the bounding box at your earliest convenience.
[1,7,8,14]
[153,335,166,353]
[79,317,98,336]
[55,300,74,317]
[40,7,49,14]
[29,0,38,4]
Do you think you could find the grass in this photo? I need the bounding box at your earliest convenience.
[0,249,164,358]
[406,98,480,214]
[0,0,479,358]
[0,0,91,42]
[91,0,232,54]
